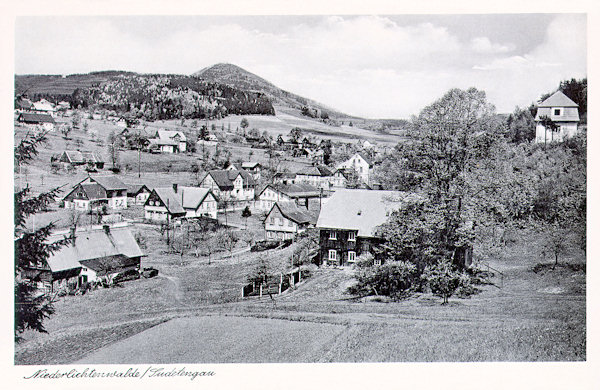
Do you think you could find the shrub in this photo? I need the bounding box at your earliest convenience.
[349,260,418,300]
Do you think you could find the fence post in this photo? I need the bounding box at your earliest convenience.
[242,286,245,298]
[259,283,263,298]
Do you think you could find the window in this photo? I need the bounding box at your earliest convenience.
[328,250,337,261]
[270,217,275,224]
[278,217,283,226]
[348,231,356,241]
[374,258,382,266]
[348,251,356,262]
[554,108,561,116]
[288,219,293,227]
[329,231,337,240]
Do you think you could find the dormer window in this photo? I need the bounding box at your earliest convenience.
[554,108,561,116]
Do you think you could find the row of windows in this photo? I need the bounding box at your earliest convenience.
[328,231,356,241]
[269,216,294,227]
[328,250,356,262]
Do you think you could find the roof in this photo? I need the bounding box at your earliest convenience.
[46,226,144,272]
[151,186,214,213]
[80,183,107,199]
[274,172,297,180]
[356,152,374,167]
[242,161,261,169]
[204,169,255,190]
[63,150,84,163]
[155,130,187,142]
[124,183,151,195]
[87,175,127,191]
[81,152,104,163]
[270,202,317,225]
[538,91,579,108]
[18,112,56,124]
[316,189,422,237]
[261,183,321,198]
[297,165,333,177]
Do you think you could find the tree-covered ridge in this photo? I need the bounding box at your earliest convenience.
[16,73,276,120]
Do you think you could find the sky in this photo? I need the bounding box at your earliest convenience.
[15,14,587,119]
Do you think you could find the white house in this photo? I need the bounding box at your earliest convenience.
[256,183,322,211]
[535,91,580,143]
[295,165,334,190]
[63,175,128,210]
[336,152,374,185]
[17,112,56,132]
[199,169,255,203]
[144,184,218,221]
[264,202,317,240]
[32,100,57,117]
[149,130,187,153]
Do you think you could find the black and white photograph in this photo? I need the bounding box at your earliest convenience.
[4,1,598,388]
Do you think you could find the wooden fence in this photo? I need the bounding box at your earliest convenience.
[241,268,303,298]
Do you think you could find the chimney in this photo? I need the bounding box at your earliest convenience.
[172,183,178,193]
[103,224,110,235]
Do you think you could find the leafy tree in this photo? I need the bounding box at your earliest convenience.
[15,132,69,341]
[240,117,249,130]
[421,259,464,304]
[71,112,81,129]
[505,106,535,143]
[106,130,121,171]
[289,128,302,142]
[60,125,72,139]
[82,120,89,133]
[241,206,252,229]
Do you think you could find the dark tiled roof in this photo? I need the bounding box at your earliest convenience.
[297,165,333,177]
[273,202,317,225]
[273,183,321,198]
[88,175,127,191]
[18,112,55,124]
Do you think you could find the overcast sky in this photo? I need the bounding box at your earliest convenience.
[15,14,586,119]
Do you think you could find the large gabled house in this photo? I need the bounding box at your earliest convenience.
[295,165,334,190]
[264,202,318,240]
[63,175,128,210]
[17,112,56,132]
[336,152,374,185]
[149,130,187,153]
[256,183,322,211]
[226,161,262,181]
[22,225,145,292]
[316,189,420,266]
[535,91,580,143]
[125,183,152,205]
[199,169,255,202]
[144,184,218,221]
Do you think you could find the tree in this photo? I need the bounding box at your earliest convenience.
[15,132,69,341]
[82,121,89,133]
[106,131,121,172]
[240,118,249,131]
[241,206,252,229]
[289,128,302,143]
[349,258,418,299]
[215,228,238,258]
[421,259,465,304]
[71,112,81,129]
[505,106,535,143]
[60,125,72,139]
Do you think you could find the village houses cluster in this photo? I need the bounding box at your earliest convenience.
[17,90,581,293]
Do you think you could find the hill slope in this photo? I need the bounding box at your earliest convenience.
[194,63,354,119]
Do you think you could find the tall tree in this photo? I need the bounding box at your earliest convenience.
[15,132,69,341]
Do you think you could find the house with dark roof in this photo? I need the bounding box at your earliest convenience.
[256,183,322,211]
[273,171,297,185]
[17,112,56,131]
[316,189,421,266]
[22,225,145,292]
[149,130,187,153]
[125,183,152,205]
[144,184,218,221]
[199,169,255,202]
[226,161,262,181]
[58,151,105,170]
[264,202,318,240]
[295,165,334,190]
[336,152,374,185]
[63,175,128,210]
[535,91,580,143]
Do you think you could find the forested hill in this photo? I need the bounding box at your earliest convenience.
[194,63,353,119]
[15,72,275,120]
